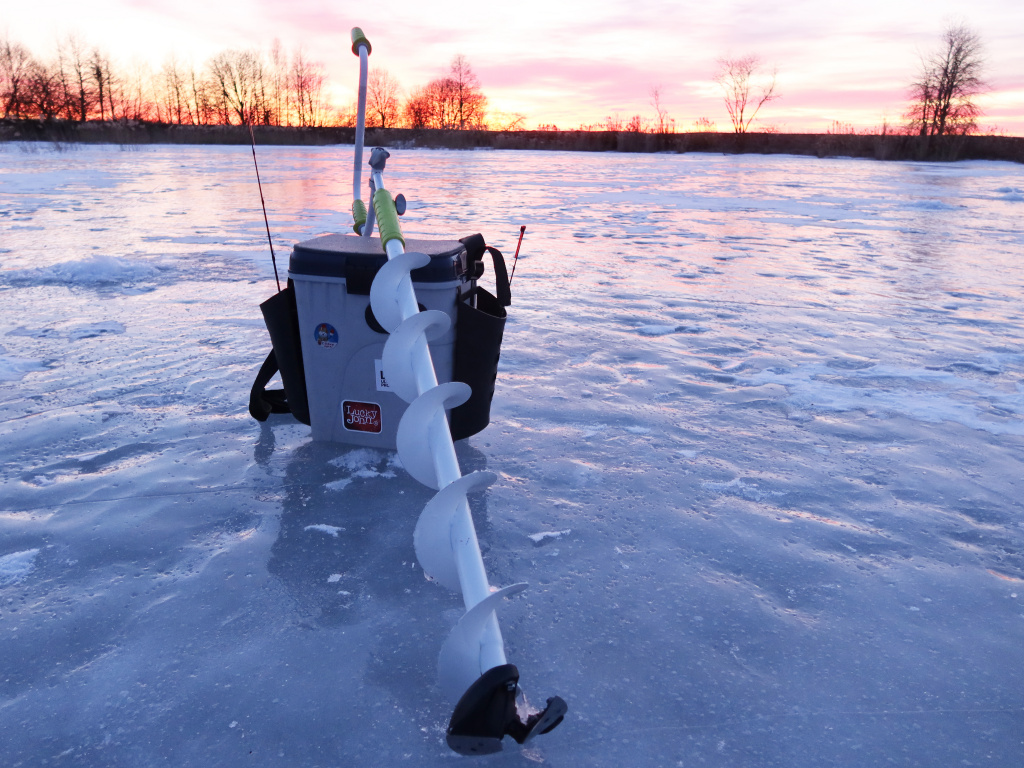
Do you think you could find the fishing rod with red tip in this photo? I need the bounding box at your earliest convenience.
[509,225,526,286]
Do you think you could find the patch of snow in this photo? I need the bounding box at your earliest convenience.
[1,255,161,287]
[636,324,677,336]
[0,345,45,382]
[528,529,571,544]
[0,549,40,586]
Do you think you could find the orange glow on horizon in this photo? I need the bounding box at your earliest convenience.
[2,0,1022,135]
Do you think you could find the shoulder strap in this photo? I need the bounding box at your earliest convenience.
[460,234,511,307]
[485,246,511,307]
[249,349,292,421]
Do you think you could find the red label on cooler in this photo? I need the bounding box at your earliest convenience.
[342,400,382,433]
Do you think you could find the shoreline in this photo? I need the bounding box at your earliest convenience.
[2,119,1021,164]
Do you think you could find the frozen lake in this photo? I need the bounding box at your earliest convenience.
[2,143,1024,766]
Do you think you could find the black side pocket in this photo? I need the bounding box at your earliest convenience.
[450,287,507,440]
[251,282,311,426]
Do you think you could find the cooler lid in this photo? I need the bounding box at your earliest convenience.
[289,234,466,287]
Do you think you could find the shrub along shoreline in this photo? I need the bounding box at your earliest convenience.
[1,119,1021,164]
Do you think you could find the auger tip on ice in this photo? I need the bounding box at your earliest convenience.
[446,665,567,756]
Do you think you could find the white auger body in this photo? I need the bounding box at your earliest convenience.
[365,167,513,693]
[343,27,565,754]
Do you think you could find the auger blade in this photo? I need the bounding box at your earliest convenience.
[415,471,497,592]
[369,250,430,332]
[396,382,471,489]
[381,310,451,404]
[438,583,528,701]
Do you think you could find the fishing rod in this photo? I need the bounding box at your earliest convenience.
[248,121,281,292]
[509,225,526,286]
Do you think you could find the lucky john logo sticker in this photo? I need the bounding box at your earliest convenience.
[343,400,382,433]
[314,322,338,348]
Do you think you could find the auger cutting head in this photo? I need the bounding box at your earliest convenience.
[446,665,567,756]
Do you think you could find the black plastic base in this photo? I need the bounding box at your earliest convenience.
[445,665,567,756]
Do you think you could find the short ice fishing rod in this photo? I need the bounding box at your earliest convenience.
[349,27,566,756]
[509,225,525,286]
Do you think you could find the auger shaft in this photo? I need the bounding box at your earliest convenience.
[370,165,508,674]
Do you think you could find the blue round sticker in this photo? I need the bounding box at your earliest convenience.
[314,322,338,348]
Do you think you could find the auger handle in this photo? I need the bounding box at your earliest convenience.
[351,27,372,234]
[351,27,371,55]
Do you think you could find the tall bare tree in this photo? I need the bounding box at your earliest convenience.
[268,39,288,126]
[649,85,673,133]
[58,35,94,121]
[908,24,986,137]
[208,49,264,124]
[367,68,401,127]
[448,54,486,129]
[89,48,118,120]
[291,49,327,127]
[714,55,778,133]
[160,55,189,124]
[1,36,34,118]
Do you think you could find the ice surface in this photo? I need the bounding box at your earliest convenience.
[2,144,1024,766]
[0,548,40,585]
[0,344,45,381]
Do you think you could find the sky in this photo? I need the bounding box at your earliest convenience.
[3,0,1023,134]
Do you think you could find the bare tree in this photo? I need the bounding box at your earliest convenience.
[907,24,986,136]
[428,77,460,128]
[403,84,433,128]
[650,85,673,133]
[291,49,327,127]
[89,48,119,120]
[160,55,190,124]
[189,63,215,125]
[122,59,157,121]
[448,54,486,129]
[208,49,265,124]
[25,58,62,119]
[367,68,401,127]
[1,36,34,118]
[714,55,778,133]
[58,35,94,121]
[268,40,288,126]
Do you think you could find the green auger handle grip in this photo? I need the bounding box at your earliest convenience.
[351,28,371,56]
[351,199,367,234]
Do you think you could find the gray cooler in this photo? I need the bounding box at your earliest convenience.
[289,234,468,447]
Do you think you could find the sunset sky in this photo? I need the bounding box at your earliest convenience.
[4,1,1023,134]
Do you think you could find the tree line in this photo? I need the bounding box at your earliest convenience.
[0,34,497,130]
[0,23,995,137]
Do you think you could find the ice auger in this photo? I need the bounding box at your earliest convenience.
[349,28,566,755]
